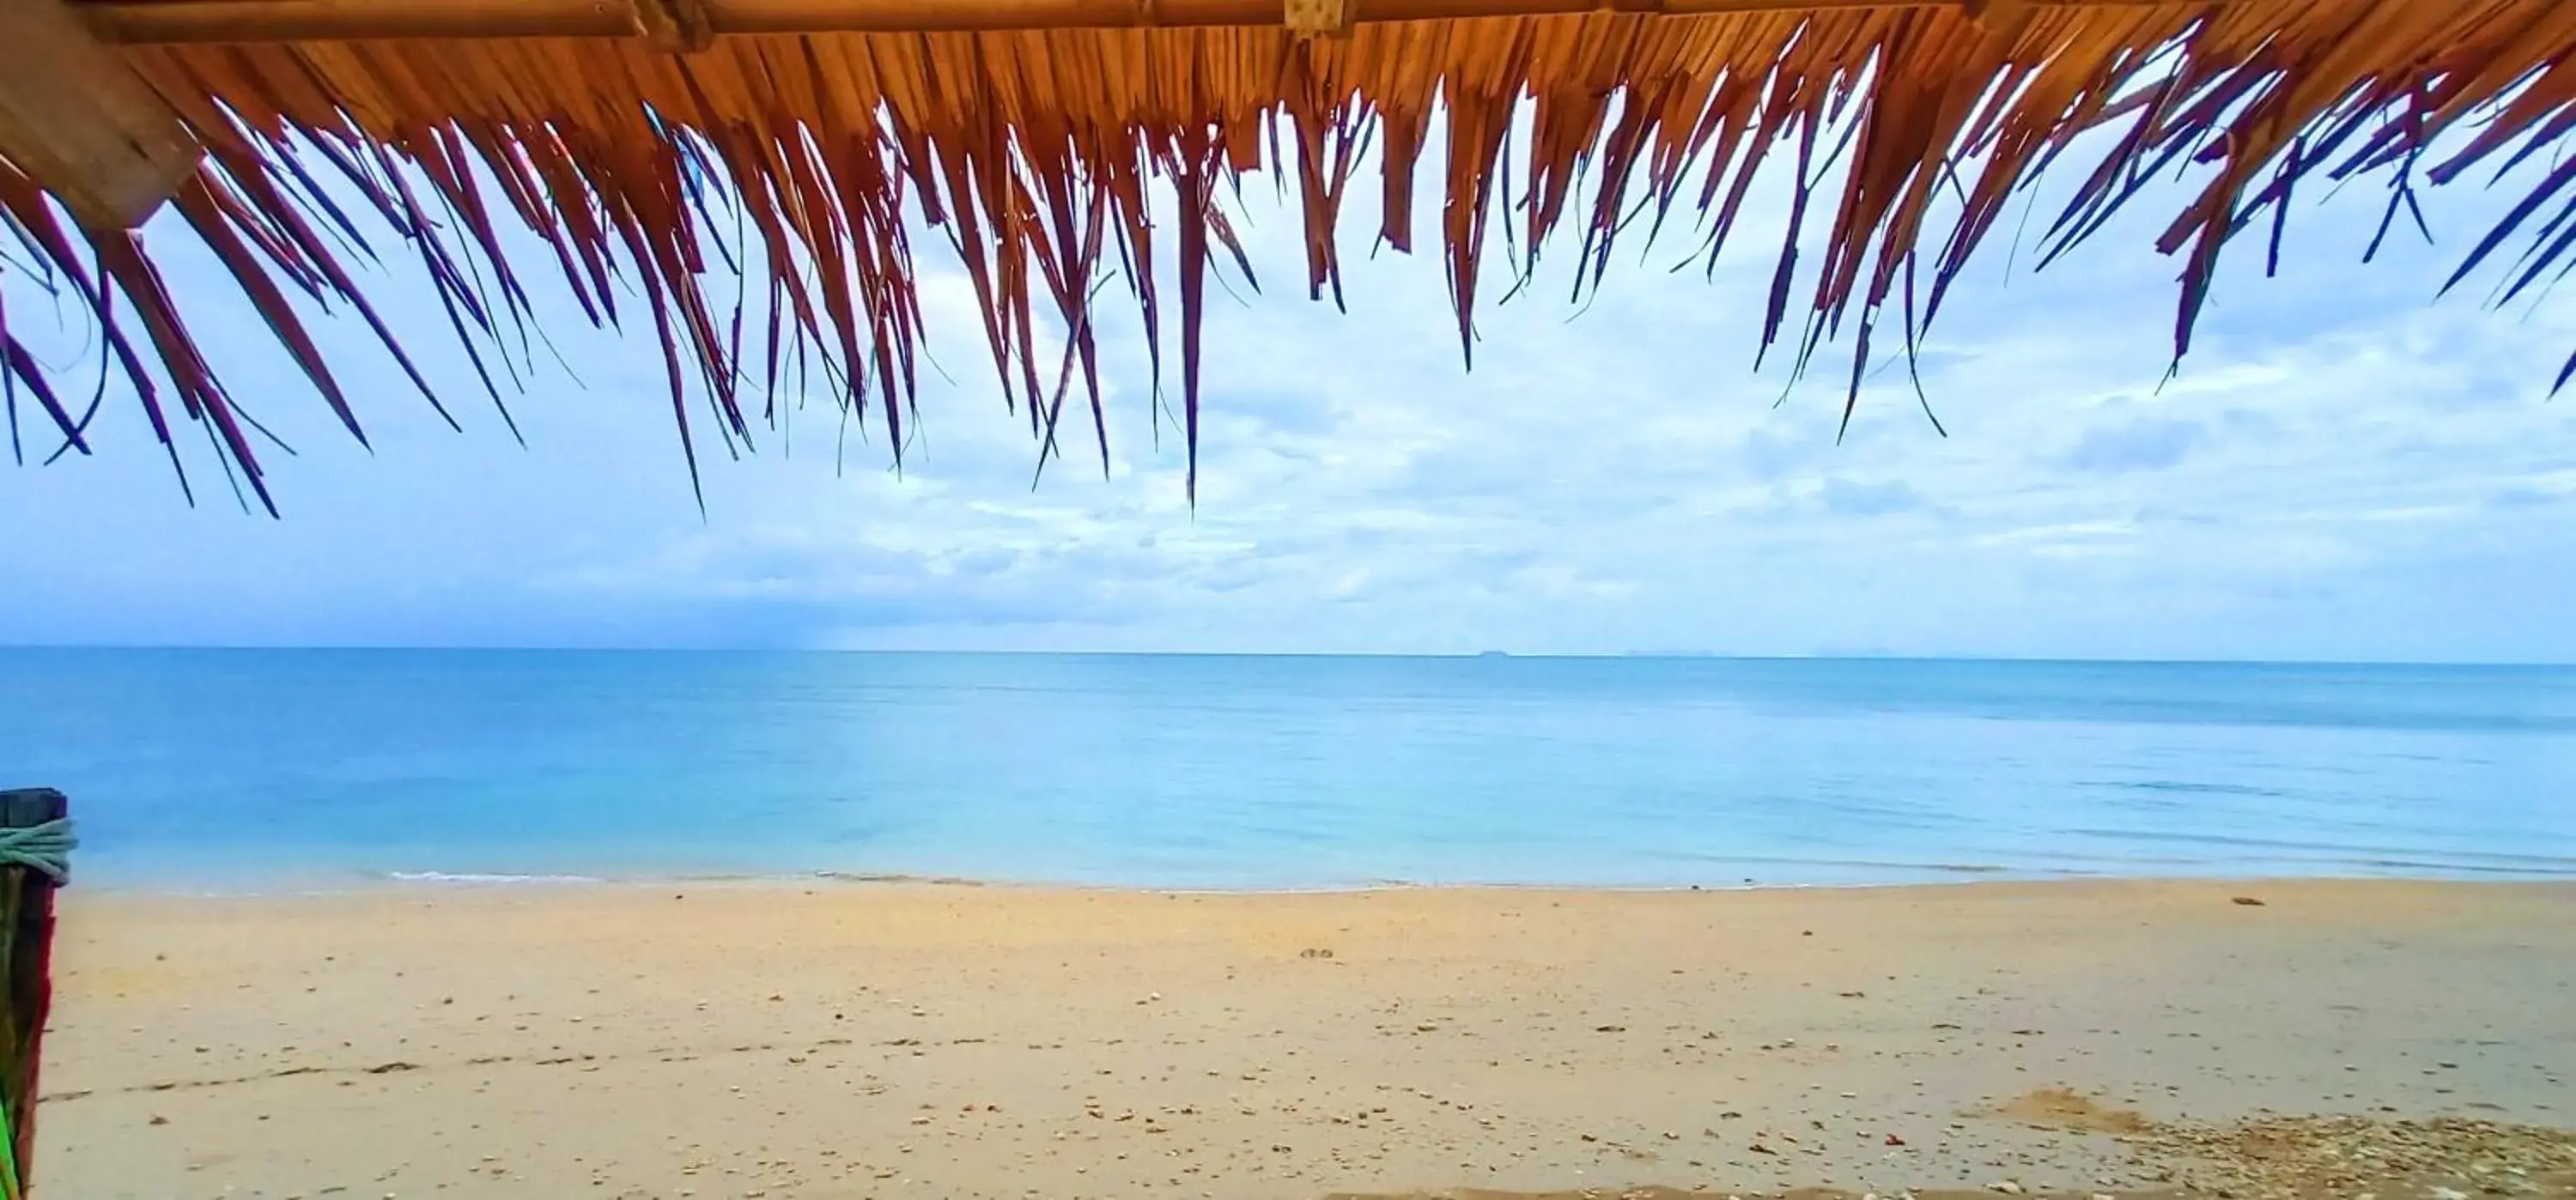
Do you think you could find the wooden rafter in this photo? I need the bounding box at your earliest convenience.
[0,0,199,228]
[76,0,2167,45]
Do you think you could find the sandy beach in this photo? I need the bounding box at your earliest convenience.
[35,879,2576,1200]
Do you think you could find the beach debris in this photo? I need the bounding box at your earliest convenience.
[2141,1114,2576,1200]
[1884,1133,1905,1145]
[1595,1025,1627,1033]
[2232,896,2267,906]
[1990,1088,2150,1134]
[1988,1180,2023,1193]
[148,1114,168,1126]
[1299,948,1334,959]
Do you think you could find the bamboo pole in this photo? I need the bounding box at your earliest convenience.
[80,0,2142,45]
[0,789,67,1200]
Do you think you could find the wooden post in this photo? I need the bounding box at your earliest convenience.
[0,0,202,229]
[0,789,67,1197]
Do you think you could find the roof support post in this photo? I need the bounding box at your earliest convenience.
[1284,0,1350,39]
[0,0,202,229]
[633,0,714,52]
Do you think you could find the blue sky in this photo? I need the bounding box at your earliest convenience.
[6,116,2576,661]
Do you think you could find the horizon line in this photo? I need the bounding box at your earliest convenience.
[3,645,2571,670]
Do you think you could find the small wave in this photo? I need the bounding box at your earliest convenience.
[2088,779,2287,797]
[811,870,989,887]
[382,870,602,885]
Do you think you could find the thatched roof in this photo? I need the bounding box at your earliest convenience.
[2,0,2572,511]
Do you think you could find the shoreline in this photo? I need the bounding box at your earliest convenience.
[44,877,2576,1198]
[69,864,2576,900]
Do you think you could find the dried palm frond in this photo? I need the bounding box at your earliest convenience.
[3,1,2574,509]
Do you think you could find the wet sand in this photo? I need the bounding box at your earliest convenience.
[36,879,2576,1199]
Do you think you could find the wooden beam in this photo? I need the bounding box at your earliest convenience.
[76,0,2166,46]
[0,0,201,229]
[87,0,635,42]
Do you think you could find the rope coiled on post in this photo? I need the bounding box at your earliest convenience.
[0,819,76,885]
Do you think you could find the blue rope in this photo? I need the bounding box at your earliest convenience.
[0,821,74,886]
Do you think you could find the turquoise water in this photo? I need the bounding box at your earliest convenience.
[2,649,2572,890]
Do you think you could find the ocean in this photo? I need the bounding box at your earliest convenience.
[2,649,2571,890]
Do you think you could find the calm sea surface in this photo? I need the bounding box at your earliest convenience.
[3,649,2571,890]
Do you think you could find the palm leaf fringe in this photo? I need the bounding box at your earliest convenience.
[4,4,2576,502]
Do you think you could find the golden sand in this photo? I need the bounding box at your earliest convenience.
[38,879,2576,1199]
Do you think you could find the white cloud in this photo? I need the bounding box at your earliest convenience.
[5,110,2576,661]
